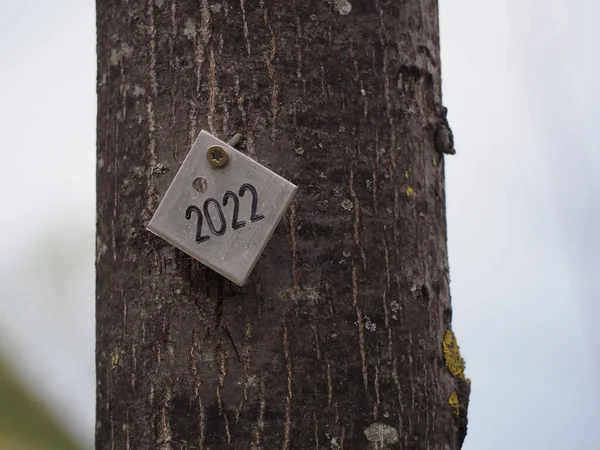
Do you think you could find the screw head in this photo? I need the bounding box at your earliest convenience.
[207,145,229,167]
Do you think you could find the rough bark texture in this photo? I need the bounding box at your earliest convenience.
[96,1,469,449]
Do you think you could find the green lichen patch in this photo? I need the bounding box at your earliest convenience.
[443,330,466,379]
[448,391,460,416]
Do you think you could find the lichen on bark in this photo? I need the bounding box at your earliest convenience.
[443,330,467,379]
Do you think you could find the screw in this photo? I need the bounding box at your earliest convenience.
[227,132,242,148]
[207,145,229,167]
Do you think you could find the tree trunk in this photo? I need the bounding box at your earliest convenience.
[96,1,470,449]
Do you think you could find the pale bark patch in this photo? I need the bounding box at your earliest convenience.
[364,423,399,449]
[333,0,352,15]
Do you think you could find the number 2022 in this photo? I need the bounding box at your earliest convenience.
[185,183,264,243]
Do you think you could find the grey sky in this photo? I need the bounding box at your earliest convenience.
[0,0,597,448]
[442,0,600,448]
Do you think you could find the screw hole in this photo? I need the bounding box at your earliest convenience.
[192,177,208,193]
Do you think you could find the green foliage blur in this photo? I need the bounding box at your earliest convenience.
[0,354,82,450]
[0,223,94,450]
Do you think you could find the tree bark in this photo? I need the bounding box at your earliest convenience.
[96,1,470,449]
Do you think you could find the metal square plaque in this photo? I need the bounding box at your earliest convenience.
[147,130,297,285]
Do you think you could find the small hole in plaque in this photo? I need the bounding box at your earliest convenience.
[192,177,208,193]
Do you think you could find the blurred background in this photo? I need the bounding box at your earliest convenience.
[0,0,597,449]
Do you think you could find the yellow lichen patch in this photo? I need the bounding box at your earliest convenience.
[443,330,466,379]
[406,186,414,197]
[448,391,460,416]
[112,354,120,369]
[404,170,409,179]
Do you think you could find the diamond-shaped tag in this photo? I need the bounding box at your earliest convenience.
[147,130,297,285]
